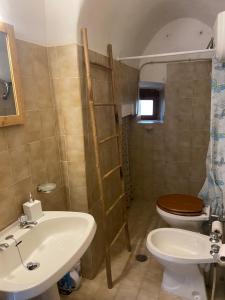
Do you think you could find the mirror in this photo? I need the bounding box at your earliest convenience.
[0,22,23,127]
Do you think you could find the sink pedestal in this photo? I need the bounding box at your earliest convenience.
[31,285,60,300]
[3,285,60,300]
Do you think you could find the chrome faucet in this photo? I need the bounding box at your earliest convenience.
[0,243,9,250]
[18,215,37,228]
[209,231,222,243]
[210,244,220,257]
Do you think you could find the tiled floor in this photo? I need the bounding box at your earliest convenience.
[61,199,225,300]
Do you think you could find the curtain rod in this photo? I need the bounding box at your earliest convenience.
[118,49,214,61]
[140,58,212,70]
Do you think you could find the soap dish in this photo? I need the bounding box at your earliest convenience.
[37,183,56,194]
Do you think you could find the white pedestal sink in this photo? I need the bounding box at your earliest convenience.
[0,211,96,300]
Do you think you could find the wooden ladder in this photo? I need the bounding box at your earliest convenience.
[82,28,131,289]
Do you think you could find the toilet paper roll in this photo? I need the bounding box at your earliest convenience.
[217,244,225,266]
[212,220,223,235]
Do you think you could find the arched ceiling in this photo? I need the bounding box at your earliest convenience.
[78,0,225,57]
[1,0,224,56]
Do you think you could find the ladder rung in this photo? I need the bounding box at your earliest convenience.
[99,134,119,144]
[94,103,115,106]
[106,193,125,215]
[110,222,126,247]
[90,61,112,70]
[103,165,121,179]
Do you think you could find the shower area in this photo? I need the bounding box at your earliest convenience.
[129,60,212,206]
[79,37,212,282]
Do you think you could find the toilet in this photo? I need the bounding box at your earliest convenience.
[156,194,210,232]
[146,228,213,300]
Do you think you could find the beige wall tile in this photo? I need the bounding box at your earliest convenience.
[43,137,62,185]
[35,76,53,109]
[40,109,57,138]
[191,146,208,162]
[25,110,42,143]
[10,146,30,182]
[69,185,88,212]
[53,77,81,108]
[21,76,39,111]
[39,186,67,211]
[5,125,26,149]
[13,177,34,209]
[31,167,48,189]
[62,106,84,135]
[189,180,205,196]
[0,151,13,187]
[58,135,67,161]
[56,44,79,78]
[56,109,66,135]
[16,40,34,76]
[192,130,209,146]
[32,45,49,78]
[0,187,19,230]
[68,162,86,187]
[28,141,45,171]
[66,135,85,163]
[47,47,60,78]
[61,162,69,188]
[0,129,8,152]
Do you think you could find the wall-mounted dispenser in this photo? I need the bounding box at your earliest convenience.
[23,193,43,222]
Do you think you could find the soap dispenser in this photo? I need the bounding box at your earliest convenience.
[23,193,43,221]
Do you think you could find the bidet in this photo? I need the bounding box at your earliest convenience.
[147,228,213,300]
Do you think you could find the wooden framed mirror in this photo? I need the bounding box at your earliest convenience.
[0,22,23,127]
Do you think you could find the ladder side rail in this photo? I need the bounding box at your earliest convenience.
[82,28,113,289]
[107,44,131,252]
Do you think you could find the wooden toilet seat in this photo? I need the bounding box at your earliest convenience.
[157,194,204,216]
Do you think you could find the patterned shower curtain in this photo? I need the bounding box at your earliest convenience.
[199,58,225,216]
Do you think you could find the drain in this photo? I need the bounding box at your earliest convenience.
[135,254,148,262]
[26,262,40,271]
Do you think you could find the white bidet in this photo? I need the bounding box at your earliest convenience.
[146,228,213,300]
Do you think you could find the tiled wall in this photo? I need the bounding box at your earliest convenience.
[0,40,67,231]
[47,44,88,213]
[130,61,211,208]
[48,44,139,278]
[0,38,138,278]
[80,51,139,278]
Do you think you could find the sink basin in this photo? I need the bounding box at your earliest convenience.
[0,211,96,300]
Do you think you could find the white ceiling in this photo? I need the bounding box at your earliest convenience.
[78,0,225,56]
[0,0,225,57]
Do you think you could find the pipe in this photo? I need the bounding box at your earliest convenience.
[118,49,214,61]
[139,58,211,73]
[211,263,217,300]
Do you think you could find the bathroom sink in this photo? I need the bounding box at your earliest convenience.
[0,211,96,299]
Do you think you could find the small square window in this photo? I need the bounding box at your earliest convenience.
[138,88,161,120]
[139,100,153,116]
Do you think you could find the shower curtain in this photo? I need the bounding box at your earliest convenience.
[199,58,225,216]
